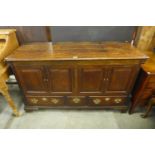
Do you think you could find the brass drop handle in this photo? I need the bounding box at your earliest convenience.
[43,78,48,82]
[51,98,59,104]
[73,98,80,103]
[30,98,38,104]
[93,98,101,105]
[105,97,110,101]
[114,98,122,103]
[103,78,109,81]
[42,97,48,101]
[73,56,78,59]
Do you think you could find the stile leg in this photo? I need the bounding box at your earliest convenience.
[141,98,154,118]
[0,81,19,117]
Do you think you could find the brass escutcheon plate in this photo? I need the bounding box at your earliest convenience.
[73,97,80,103]
[51,98,59,104]
[105,97,110,101]
[42,97,48,101]
[30,98,38,104]
[114,98,122,103]
[93,98,101,104]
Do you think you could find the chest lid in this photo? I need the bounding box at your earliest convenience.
[5,42,148,62]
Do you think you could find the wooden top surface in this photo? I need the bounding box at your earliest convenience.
[141,51,155,73]
[5,42,148,62]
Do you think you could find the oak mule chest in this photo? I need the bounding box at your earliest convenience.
[5,42,148,112]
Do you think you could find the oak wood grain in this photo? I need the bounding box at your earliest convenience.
[5,42,148,62]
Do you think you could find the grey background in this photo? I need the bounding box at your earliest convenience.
[0,26,136,44]
[52,26,135,43]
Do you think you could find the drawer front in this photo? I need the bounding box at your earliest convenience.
[88,96,127,106]
[27,96,65,106]
[66,96,86,106]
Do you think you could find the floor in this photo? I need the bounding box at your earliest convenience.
[0,84,155,129]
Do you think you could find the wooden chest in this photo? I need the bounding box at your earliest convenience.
[5,42,148,112]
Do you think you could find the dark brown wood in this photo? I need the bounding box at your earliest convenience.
[5,42,148,112]
[47,67,73,94]
[14,65,48,95]
[105,66,139,95]
[78,67,106,95]
[5,42,148,61]
[129,50,155,114]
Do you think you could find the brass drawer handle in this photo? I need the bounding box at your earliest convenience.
[73,97,80,103]
[30,98,38,104]
[114,98,122,103]
[51,98,59,104]
[42,97,48,101]
[105,97,110,101]
[73,56,78,59]
[93,98,101,105]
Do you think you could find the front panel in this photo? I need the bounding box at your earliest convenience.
[47,67,74,95]
[14,65,48,95]
[77,67,107,95]
[105,66,138,95]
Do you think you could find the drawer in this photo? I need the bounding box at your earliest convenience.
[66,96,86,106]
[88,96,127,106]
[27,96,65,106]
